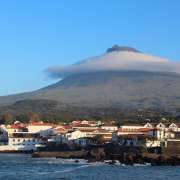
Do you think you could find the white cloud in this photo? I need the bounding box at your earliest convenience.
[47,50,180,78]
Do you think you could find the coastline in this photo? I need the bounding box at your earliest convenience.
[32,148,180,166]
[0,148,180,166]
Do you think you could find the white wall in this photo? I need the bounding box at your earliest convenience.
[27,125,53,136]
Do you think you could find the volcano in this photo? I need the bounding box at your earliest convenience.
[1,45,180,114]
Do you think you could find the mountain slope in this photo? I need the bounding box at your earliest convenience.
[35,71,180,109]
[1,45,180,114]
[1,71,180,112]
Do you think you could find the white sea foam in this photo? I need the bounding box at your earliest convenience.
[35,164,93,175]
[133,163,151,167]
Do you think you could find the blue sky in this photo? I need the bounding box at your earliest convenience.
[0,0,180,96]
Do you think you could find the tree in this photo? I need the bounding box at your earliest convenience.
[29,113,41,122]
[90,135,104,144]
[2,114,14,124]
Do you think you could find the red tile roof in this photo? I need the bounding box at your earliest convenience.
[28,122,53,126]
[7,125,25,129]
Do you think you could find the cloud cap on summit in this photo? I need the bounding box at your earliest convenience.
[47,45,180,78]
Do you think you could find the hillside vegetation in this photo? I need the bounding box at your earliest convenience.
[1,71,180,123]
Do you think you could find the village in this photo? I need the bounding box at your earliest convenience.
[0,119,180,156]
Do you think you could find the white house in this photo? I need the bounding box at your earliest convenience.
[120,124,144,131]
[156,123,166,129]
[27,122,53,137]
[168,123,178,132]
[66,130,88,140]
[0,132,46,152]
[101,125,118,132]
[144,123,154,128]
[6,124,27,135]
[0,125,8,144]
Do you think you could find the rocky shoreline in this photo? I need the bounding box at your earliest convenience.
[32,147,180,166]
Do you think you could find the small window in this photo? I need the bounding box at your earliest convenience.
[13,139,15,142]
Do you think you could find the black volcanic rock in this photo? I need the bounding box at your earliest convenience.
[106,45,140,53]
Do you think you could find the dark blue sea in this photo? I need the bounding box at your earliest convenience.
[0,154,179,180]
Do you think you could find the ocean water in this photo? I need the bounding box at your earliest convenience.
[0,154,179,180]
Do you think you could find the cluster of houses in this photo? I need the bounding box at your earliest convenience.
[0,120,180,153]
